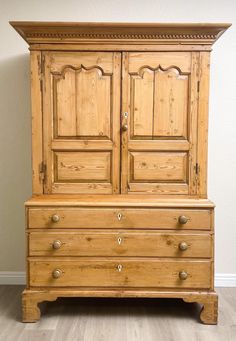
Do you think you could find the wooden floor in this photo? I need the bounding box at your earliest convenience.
[0,286,235,341]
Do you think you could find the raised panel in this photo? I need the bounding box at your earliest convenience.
[154,68,188,137]
[130,152,187,182]
[54,151,111,182]
[56,68,77,136]
[131,69,153,137]
[76,67,111,138]
[130,66,189,138]
[54,66,111,138]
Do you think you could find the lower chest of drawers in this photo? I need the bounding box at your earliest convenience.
[26,204,214,290]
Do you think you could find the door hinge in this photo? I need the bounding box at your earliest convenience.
[195,163,200,175]
[197,80,200,93]
[39,161,46,182]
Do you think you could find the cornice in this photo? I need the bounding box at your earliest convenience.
[10,22,231,46]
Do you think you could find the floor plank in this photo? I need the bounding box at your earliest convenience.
[0,286,235,341]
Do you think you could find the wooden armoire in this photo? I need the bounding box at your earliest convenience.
[11,21,230,324]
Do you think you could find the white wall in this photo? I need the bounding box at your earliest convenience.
[0,0,235,279]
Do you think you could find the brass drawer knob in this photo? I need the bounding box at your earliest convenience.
[178,215,188,224]
[179,270,188,280]
[52,240,62,249]
[51,214,60,223]
[122,124,128,132]
[179,241,188,251]
[52,269,62,279]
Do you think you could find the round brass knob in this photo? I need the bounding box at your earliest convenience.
[51,214,60,223]
[52,269,62,279]
[179,241,188,251]
[178,215,188,225]
[179,270,188,280]
[52,240,62,250]
[122,124,128,132]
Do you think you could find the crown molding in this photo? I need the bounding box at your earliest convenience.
[9,22,231,46]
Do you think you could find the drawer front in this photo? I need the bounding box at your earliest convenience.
[28,208,212,230]
[29,231,212,258]
[29,259,212,289]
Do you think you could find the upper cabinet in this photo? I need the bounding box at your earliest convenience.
[10,22,230,196]
[42,51,198,195]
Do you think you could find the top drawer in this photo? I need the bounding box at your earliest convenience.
[28,208,212,230]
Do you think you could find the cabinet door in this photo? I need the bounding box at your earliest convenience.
[43,52,121,194]
[121,52,199,195]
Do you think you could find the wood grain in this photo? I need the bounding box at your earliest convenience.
[30,51,43,194]
[121,52,129,193]
[25,195,215,208]
[129,52,191,73]
[153,68,188,138]
[28,207,212,230]
[129,152,187,182]
[29,258,212,289]
[55,151,111,182]
[29,43,214,51]
[56,67,77,136]
[20,287,221,325]
[197,52,211,197]
[29,230,212,258]
[131,68,154,137]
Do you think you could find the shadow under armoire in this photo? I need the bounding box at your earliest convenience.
[10,21,230,323]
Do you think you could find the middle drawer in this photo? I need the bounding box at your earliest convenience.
[28,231,212,258]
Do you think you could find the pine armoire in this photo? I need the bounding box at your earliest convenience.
[10,21,230,324]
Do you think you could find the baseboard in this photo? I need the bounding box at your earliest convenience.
[0,272,26,285]
[0,272,236,287]
[215,274,236,287]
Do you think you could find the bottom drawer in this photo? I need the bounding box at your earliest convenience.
[29,259,212,289]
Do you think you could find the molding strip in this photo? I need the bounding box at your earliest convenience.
[9,22,231,46]
[0,271,236,287]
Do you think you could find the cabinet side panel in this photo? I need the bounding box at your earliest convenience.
[198,52,211,197]
[30,51,43,194]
